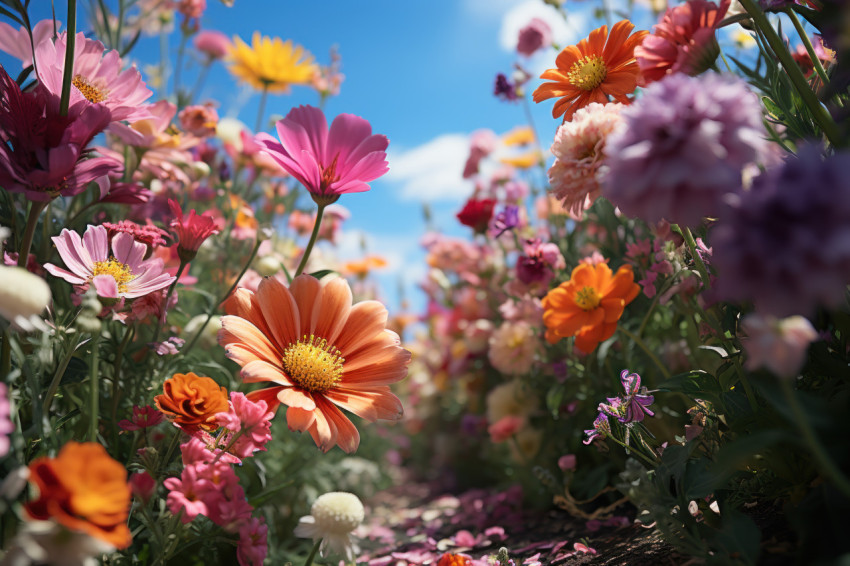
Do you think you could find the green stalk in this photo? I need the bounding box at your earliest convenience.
[180,237,262,357]
[786,9,831,90]
[304,539,322,566]
[255,84,269,132]
[674,225,712,291]
[780,379,850,499]
[88,330,102,442]
[59,0,77,116]
[738,0,841,146]
[150,259,188,346]
[17,201,47,268]
[607,433,659,467]
[619,326,671,379]
[43,333,83,415]
[294,204,326,277]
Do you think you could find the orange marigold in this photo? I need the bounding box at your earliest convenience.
[543,262,640,353]
[533,20,648,122]
[437,554,472,566]
[25,442,132,548]
[154,372,230,431]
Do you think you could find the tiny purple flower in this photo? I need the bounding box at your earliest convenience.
[490,205,520,238]
[583,412,611,445]
[494,73,519,102]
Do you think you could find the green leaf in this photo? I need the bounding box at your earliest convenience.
[658,370,723,404]
[546,385,565,419]
[61,357,90,385]
[308,269,336,280]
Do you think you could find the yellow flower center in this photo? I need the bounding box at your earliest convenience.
[91,258,136,293]
[574,286,601,310]
[72,74,108,104]
[282,334,345,393]
[567,56,607,91]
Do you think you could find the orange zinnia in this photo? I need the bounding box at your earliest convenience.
[154,372,230,431]
[543,262,640,353]
[219,274,411,454]
[533,20,648,122]
[26,442,132,548]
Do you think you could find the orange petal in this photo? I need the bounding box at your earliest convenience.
[601,297,626,323]
[289,274,321,336]
[285,405,316,432]
[311,277,352,343]
[305,401,337,453]
[316,397,360,454]
[240,359,292,385]
[326,386,404,423]
[334,300,389,356]
[255,277,300,350]
[277,387,316,411]
[602,20,636,62]
[219,316,281,365]
[247,386,286,413]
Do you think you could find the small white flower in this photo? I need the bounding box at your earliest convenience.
[294,491,365,561]
[0,266,51,332]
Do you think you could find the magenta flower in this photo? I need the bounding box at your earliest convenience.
[517,17,552,57]
[583,413,611,445]
[516,238,566,288]
[256,105,389,205]
[194,30,232,60]
[164,465,214,523]
[614,370,655,423]
[238,517,269,566]
[0,68,118,201]
[35,31,152,123]
[44,225,175,299]
[0,383,12,458]
[214,393,273,459]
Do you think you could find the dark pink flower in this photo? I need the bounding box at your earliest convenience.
[215,392,274,459]
[256,105,389,205]
[103,220,170,252]
[118,405,165,431]
[237,517,269,566]
[194,30,232,60]
[0,68,118,201]
[168,199,219,261]
[129,471,157,503]
[178,103,219,137]
[517,17,552,57]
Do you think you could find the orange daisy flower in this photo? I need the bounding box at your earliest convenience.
[219,274,411,453]
[543,262,640,353]
[533,20,648,122]
[26,442,132,548]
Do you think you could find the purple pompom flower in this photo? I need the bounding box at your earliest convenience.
[604,73,769,227]
[712,144,850,317]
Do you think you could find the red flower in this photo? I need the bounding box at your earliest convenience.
[168,199,220,261]
[456,198,497,234]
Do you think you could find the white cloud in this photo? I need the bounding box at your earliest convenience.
[499,0,585,54]
[384,134,474,203]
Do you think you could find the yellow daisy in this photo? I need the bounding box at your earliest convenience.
[227,32,317,93]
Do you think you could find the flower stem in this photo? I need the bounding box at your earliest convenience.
[295,204,326,277]
[59,0,77,116]
[18,201,48,268]
[43,332,83,416]
[607,433,658,467]
[738,0,841,146]
[181,236,261,357]
[618,326,671,379]
[674,225,711,291]
[189,61,211,103]
[151,259,188,346]
[786,8,832,91]
[255,84,269,132]
[88,329,102,442]
[304,539,322,566]
[779,379,850,499]
[110,324,135,439]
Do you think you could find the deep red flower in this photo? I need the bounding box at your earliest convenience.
[168,199,220,261]
[456,198,497,234]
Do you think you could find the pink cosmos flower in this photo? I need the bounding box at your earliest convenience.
[0,68,118,201]
[0,19,58,68]
[237,517,269,566]
[168,199,219,260]
[517,17,553,57]
[44,225,175,299]
[0,383,12,458]
[35,31,153,123]
[635,0,730,83]
[256,105,389,205]
[194,30,232,60]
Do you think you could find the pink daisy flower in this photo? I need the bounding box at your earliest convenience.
[256,105,389,205]
[35,31,152,123]
[0,19,58,68]
[44,225,175,299]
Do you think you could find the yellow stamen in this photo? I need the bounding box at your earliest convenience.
[574,286,601,310]
[72,74,107,104]
[567,56,607,91]
[282,334,345,393]
[91,258,136,293]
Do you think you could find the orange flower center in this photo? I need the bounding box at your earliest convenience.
[72,74,108,103]
[282,334,345,393]
[574,285,601,310]
[567,56,607,91]
[92,258,136,292]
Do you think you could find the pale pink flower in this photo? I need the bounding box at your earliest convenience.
[179,103,219,137]
[0,19,58,68]
[194,30,232,60]
[256,105,389,205]
[154,336,185,355]
[488,415,525,443]
[176,0,206,19]
[237,516,268,566]
[488,321,540,375]
[463,129,499,178]
[548,102,624,217]
[498,295,543,325]
[44,225,175,299]
[35,32,152,123]
[558,454,577,471]
[517,17,552,56]
[0,383,12,458]
[741,314,818,378]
